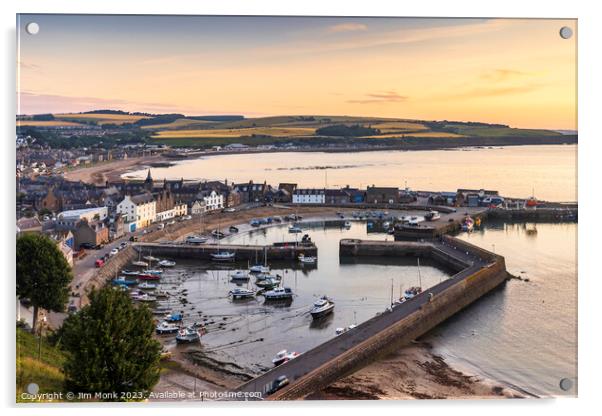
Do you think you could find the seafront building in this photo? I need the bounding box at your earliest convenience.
[116,193,156,232]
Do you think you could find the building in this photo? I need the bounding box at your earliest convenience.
[233,181,268,203]
[194,190,224,212]
[73,219,109,249]
[325,189,351,205]
[16,216,43,234]
[116,193,156,231]
[366,186,400,204]
[191,200,206,215]
[56,206,109,230]
[174,202,188,217]
[293,189,325,204]
[278,183,297,203]
[456,189,499,207]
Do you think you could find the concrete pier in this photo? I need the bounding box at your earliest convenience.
[236,236,508,400]
[132,241,317,262]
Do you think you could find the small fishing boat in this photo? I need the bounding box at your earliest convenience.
[121,269,140,276]
[137,293,157,302]
[143,255,160,262]
[186,235,208,244]
[111,276,137,286]
[310,296,335,320]
[229,288,256,300]
[425,210,441,221]
[164,313,183,322]
[138,281,157,290]
[249,264,270,274]
[254,272,280,281]
[335,324,357,335]
[383,221,390,229]
[156,321,180,335]
[230,270,250,281]
[210,251,235,261]
[263,287,293,300]
[255,277,281,290]
[137,273,161,281]
[158,259,176,267]
[211,230,226,239]
[271,350,301,366]
[175,327,201,344]
[298,254,317,264]
[229,225,239,233]
[288,225,302,233]
[143,269,163,276]
[131,260,149,267]
[404,286,422,300]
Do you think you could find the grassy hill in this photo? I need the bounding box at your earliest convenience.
[16,327,66,402]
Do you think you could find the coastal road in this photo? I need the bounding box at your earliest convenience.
[236,240,489,398]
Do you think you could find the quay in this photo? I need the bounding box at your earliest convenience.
[132,241,317,262]
[235,236,508,400]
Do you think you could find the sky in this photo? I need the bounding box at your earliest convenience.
[17,15,577,129]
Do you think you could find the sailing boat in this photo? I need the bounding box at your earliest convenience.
[210,221,235,261]
[404,258,423,300]
[249,246,269,273]
[186,212,208,244]
[132,249,148,267]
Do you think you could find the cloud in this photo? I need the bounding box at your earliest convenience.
[347,91,408,104]
[327,23,368,34]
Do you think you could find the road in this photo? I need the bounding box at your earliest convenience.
[236,239,490,397]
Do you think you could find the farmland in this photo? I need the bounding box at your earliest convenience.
[54,113,151,125]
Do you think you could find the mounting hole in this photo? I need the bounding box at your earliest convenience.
[559,26,573,40]
[25,22,40,35]
[559,378,573,391]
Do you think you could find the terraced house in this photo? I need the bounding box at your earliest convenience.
[116,193,156,232]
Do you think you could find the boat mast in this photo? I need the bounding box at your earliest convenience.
[417,257,422,288]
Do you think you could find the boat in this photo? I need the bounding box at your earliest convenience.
[383,221,390,229]
[158,259,176,267]
[230,270,250,281]
[143,269,163,276]
[165,313,183,322]
[298,254,317,264]
[288,225,302,233]
[152,306,171,315]
[143,255,160,262]
[343,221,352,229]
[121,269,141,276]
[404,286,422,300]
[186,235,208,244]
[138,281,157,290]
[131,260,149,267]
[263,287,293,300]
[461,216,474,232]
[249,264,270,273]
[254,272,280,281]
[154,290,169,299]
[136,293,157,302]
[156,321,180,335]
[175,327,201,344]
[336,324,357,335]
[229,225,239,233]
[229,288,256,300]
[137,273,161,281]
[210,251,236,261]
[111,276,137,286]
[310,296,335,320]
[271,350,301,366]
[425,210,441,221]
[255,277,281,290]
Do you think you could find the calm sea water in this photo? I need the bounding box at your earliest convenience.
[429,221,578,397]
[125,145,577,202]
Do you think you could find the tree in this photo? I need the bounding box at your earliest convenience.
[60,288,161,399]
[16,233,72,333]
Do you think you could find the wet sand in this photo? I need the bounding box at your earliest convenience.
[64,154,164,185]
[308,341,525,400]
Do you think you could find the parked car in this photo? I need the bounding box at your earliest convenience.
[266,375,289,395]
[80,242,95,250]
[109,248,119,257]
[157,223,165,230]
[223,207,236,213]
[183,215,192,220]
[95,259,105,268]
[119,242,128,250]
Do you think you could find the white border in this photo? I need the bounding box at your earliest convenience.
[2,1,600,416]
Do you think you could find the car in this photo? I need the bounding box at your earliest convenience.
[157,224,165,230]
[80,242,95,250]
[94,243,105,250]
[266,375,289,395]
[109,248,119,257]
[167,220,176,225]
[182,215,192,220]
[119,242,128,249]
[223,207,236,213]
[95,259,105,268]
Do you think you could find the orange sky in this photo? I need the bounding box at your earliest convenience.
[17,16,577,129]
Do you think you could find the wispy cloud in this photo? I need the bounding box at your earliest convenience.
[347,91,408,104]
[327,23,368,34]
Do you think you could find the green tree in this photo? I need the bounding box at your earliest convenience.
[16,233,72,333]
[60,288,161,400]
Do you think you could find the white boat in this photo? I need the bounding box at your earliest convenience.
[383,221,390,229]
[186,235,208,244]
[175,327,201,344]
[255,272,280,281]
[229,288,256,299]
[158,259,176,267]
[298,254,317,264]
[310,296,335,320]
[156,321,179,335]
[137,293,157,302]
[210,251,235,261]
[230,270,250,281]
[343,221,351,229]
[263,287,293,301]
[271,350,301,366]
[404,286,422,300]
[336,324,357,335]
[143,269,163,275]
[288,225,302,233]
[131,260,148,267]
[249,265,270,274]
[425,210,441,221]
[143,255,160,262]
[138,282,157,290]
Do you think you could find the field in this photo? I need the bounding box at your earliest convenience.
[141,118,217,130]
[153,126,316,139]
[16,327,66,402]
[17,120,84,127]
[367,131,465,138]
[447,125,562,138]
[54,113,151,125]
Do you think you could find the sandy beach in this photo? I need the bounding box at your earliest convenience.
[63,154,165,185]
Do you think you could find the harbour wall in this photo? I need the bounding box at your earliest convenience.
[269,238,508,400]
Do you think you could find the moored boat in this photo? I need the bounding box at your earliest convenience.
[143,255,160,262]
[138,281,157,290]
[158,259,176,267]
[229,225,239,233]
[229,287,256,299]
[137,273,161,281]
[210,251,236,261]
[343,221,352,229]
[288,225,302,233]
[310,296,335,320]
[164,312,183,322]
[404,286,422,300]
[249,264,270,274]
[111,276,137,286]
[298,254,317,264]
[175,327,201,344]
[132,260,149,267]
[186,235,208,244]
[255,277,281,290]
[156,321,180,335]
[425,210,441,221]
[211,229,226,239]
[230,270,250,281]
[263,287,293,301]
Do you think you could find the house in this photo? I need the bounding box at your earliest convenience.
[191,200,206,215]
[366,186,399,204]
[195,190,224,212]
[109,214,126,240]
[116,193,156,231]
[72,219,109,249]
[278,183,297,203]
[428,192,457,206]
[293,189,325,204]
[16,216,43,234]
[456,189,499,207]
[325,189,351,205]
[233,181,268,203]
[173,202,188,217]
[56,206,109,230]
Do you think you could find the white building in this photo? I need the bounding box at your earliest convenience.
[56,206,109,229]
[195,190,224,212]
[156,202,188,222]
[292,189,325,204]
[116,193,156,231]
[191,200,206,215]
